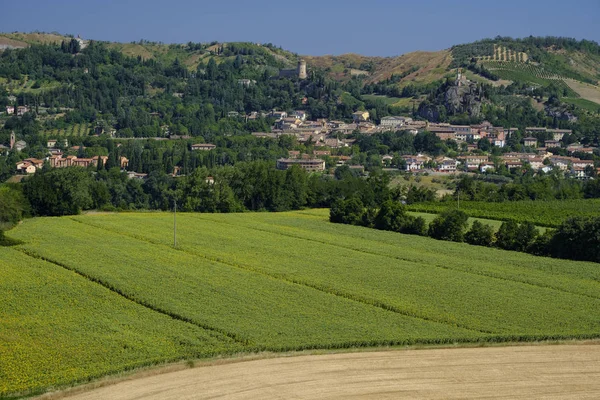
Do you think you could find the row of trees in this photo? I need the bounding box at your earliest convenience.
[17,161,393,217]
[330,198,600,263]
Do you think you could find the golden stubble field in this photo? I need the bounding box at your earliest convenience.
[39,344,600,400]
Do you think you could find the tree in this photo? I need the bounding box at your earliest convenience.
[428,209,469,242]
[550,217,600,262]
[23,168,93,216]
[0,184,27,231]
[495,220,538,252]
[329,197,364,226]
[465,220,494,246]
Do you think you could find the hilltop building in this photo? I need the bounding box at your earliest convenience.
[279,60,308,80]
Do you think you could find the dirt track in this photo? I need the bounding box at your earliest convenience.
[55,345,600,399]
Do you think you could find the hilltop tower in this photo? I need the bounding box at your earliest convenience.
[10,131,15,150]
[297,59,307,80]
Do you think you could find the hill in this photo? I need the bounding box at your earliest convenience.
[306,37,600,107]
[3,209,600,397]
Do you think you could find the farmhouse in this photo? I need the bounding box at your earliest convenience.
[276,158,325,172]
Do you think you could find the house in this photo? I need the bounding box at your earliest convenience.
[291,110,307,121]
[313,150,331,157]
[16,106,29,116]
[449,125,472,134]
[380,116,407,129]
[127,171,148,180]
[6,106,14,115]
[487,131,506,147]
[480,162,495,173]
[352,111,369,122]
[401,155,430,171]
[505,160,524,170]
[47,139,68,148]
[227,111,240,118]
[547,129,571,141]
[276,158,325,172]
[458,155,488,170]
[16,161,37,174]
[528,158,545,170]
[191,143,216,151]
[545,140,560,148]
[237,79,256,87]
[438,158,459,172]
[270,110,287,119]
[523,137,538,147]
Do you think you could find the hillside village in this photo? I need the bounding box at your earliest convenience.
[8,103,597,179]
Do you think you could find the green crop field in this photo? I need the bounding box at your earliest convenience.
[40,123,91,137]
[3,209,600,396]
[407,199,600,228]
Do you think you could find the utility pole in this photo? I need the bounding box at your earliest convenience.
[173,198,177,248]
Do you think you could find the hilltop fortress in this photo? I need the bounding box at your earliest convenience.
[279,59,308,79]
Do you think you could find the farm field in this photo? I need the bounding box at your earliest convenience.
[55,345,600,400]
[407,199,600,227]
[3,210,600,396]
[40,123,91,137]
[0,248,240,397]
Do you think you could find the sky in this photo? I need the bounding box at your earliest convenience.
[1,0,599,57]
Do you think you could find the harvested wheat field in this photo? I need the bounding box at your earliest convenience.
[45,344,600,400]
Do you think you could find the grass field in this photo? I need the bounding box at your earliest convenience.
[407,199,600,228]
[562,97,600,112]
[3,210,600,396]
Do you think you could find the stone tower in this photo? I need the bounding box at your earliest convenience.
[297,59,307,80]
[10,131,15,150]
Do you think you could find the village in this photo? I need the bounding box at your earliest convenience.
[7,108,598,179]
[257,110,596,178]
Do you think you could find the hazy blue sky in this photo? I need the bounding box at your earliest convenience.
[2,0,599,56]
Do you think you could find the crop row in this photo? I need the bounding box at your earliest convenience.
[406,199,600,228]
[41,123,90,137]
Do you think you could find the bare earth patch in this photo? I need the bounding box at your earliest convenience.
[565,79,600,105]
[41,344,600,400]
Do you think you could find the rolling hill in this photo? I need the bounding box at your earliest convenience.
[1,32,599,111]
